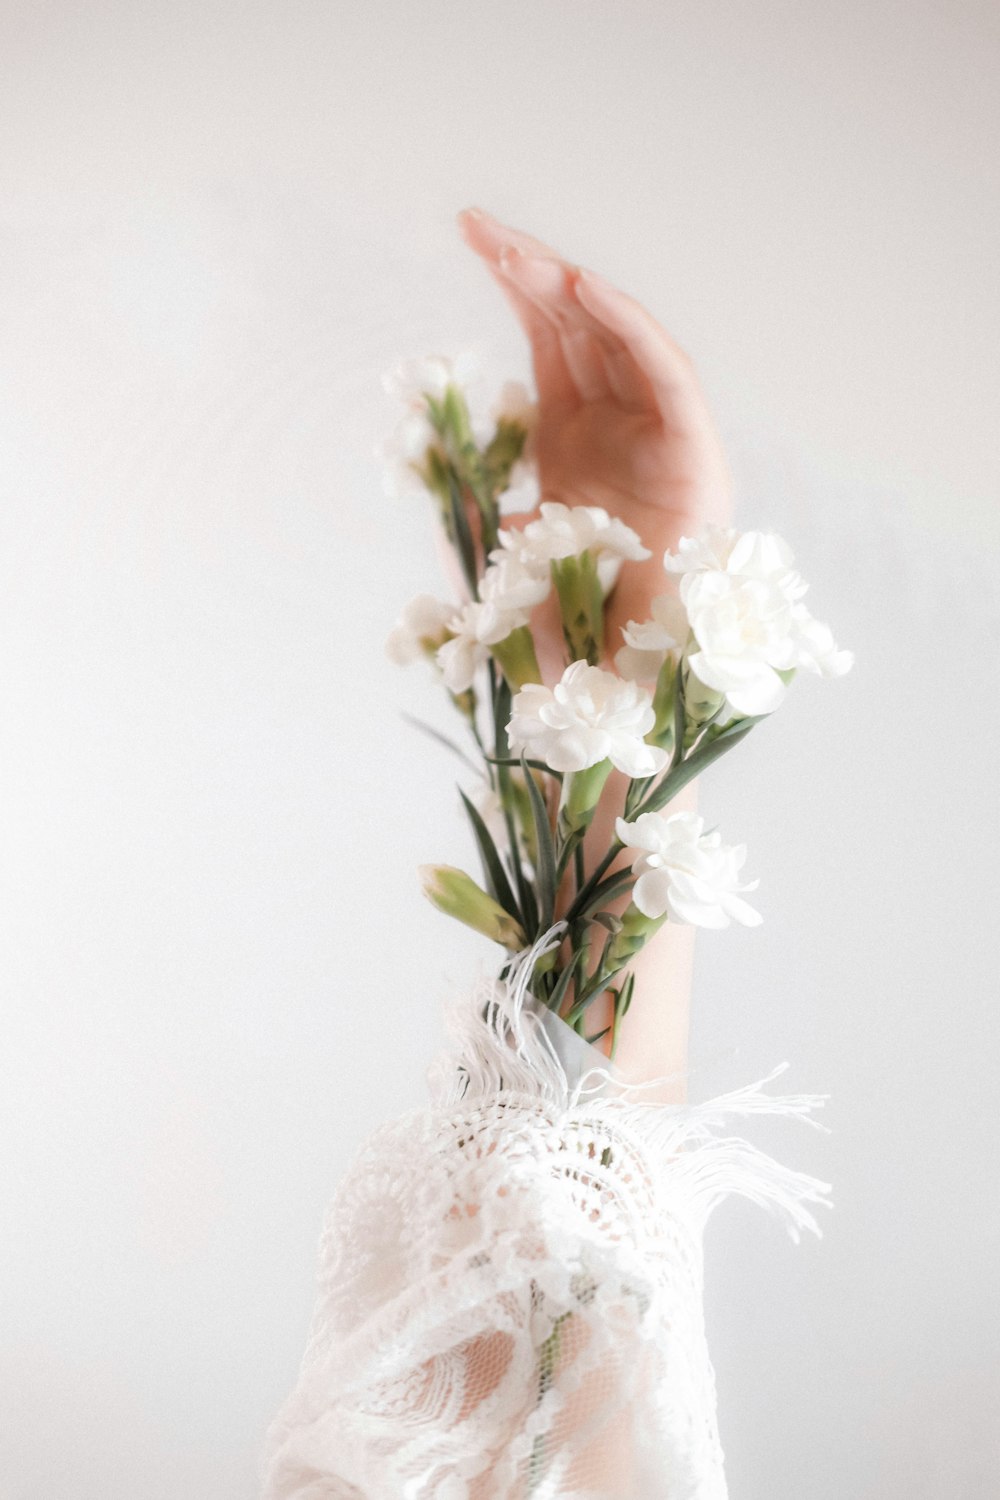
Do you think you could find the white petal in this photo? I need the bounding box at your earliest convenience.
[632,868,674,920]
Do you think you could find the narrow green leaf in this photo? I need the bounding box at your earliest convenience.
[591,911,624,935]
[399,712,481,774]
[522,751,556,930]
[483,753,563,778]
[671,658,687,770]
[618,971,636,1018]
[547,946,584,1016]
[635,715,764,818]
[459,788,521,922]
[447,467,479,595]
[575,870,635,920]
[563,842,626,923]
[554,825,585,885]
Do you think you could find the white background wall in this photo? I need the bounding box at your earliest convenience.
[2,3,998,1496]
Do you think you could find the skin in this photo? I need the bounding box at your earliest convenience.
[451,207,735,1096]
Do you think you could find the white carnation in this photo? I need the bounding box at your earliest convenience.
[614,809,762,929]
[790,609,854,679]
[382,352,480,408]
[500,501,650,594]
[683,570,800,716]
[491,379,538,431]
[435,603,495,692]
[507,660,668,776]
[479,551,550,628]
[385,594,455,665]
[664,527,851,716]
[434,552,550,694]
[615,592,689,683]
[375,410,438,499]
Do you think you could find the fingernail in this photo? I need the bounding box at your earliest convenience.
[460,206,487,221]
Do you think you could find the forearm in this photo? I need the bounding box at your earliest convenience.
[554,765,696,1098]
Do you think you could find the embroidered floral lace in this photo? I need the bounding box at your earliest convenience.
[259,927,828,1498]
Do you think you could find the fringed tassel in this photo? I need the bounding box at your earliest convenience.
[427,920,832,1241]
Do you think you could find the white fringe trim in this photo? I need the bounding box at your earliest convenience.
[428,921,832,1243]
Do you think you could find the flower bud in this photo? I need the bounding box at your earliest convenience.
[603,902,669,972]
[418,865,526,949]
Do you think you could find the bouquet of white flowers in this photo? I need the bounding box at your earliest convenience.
[383,355,852,1059]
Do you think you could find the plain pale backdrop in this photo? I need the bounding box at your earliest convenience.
[1,3,998,1497]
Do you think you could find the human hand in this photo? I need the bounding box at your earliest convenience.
[457,207,733,682]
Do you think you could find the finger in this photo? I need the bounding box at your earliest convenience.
[574,268,717,435]
[498,247,615,404]
[458,214,578,411]
[457,206,567,266]
[475,255,580,414]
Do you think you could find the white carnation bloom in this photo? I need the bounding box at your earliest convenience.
[790,608,854,678]
[487,380,542,515]
[507,660,668,776]
[479,551,550,630]
[385,594,455,665]
[683,570,799,716]
[664,527,851,715]
[434,554,549,693]
[503,501,650,594]
[615,592,689,683]
[378,352,482,497]
[375,410,438,498]
[382,352,479,408]
[664,526,806,603]
[498,459,541,516]
[491,379,538,430]
[614,809,762,929]
[435,603,495,692]
[662,525,739,577]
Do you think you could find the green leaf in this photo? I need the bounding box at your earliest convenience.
[671,657,687,770]
[591,911,624,935]
[522,752,556,930]
[483,753,562,778]
[399,712,481,774]
[554,825,585,886]
[496,767,529,917]
[491,666,511,761]
[575,870,635,920]
[634,715,764,818]
[563,844,627,924]
[459,787,521,923]
[547,946,584,1015]
[618,970,636,1018]
[447,467,479,596]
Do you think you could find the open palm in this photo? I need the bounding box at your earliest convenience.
[458,208,733,678]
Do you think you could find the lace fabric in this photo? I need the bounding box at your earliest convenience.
[259,925,830,1498]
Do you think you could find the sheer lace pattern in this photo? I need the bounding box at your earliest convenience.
[259,926,829,1498]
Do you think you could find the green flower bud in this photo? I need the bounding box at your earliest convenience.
[418,865,526,949]
[603,902,669,973]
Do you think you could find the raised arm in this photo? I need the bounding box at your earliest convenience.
[455,207,734,1091]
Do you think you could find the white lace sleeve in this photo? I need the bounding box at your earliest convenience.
[258,929,829,1499]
